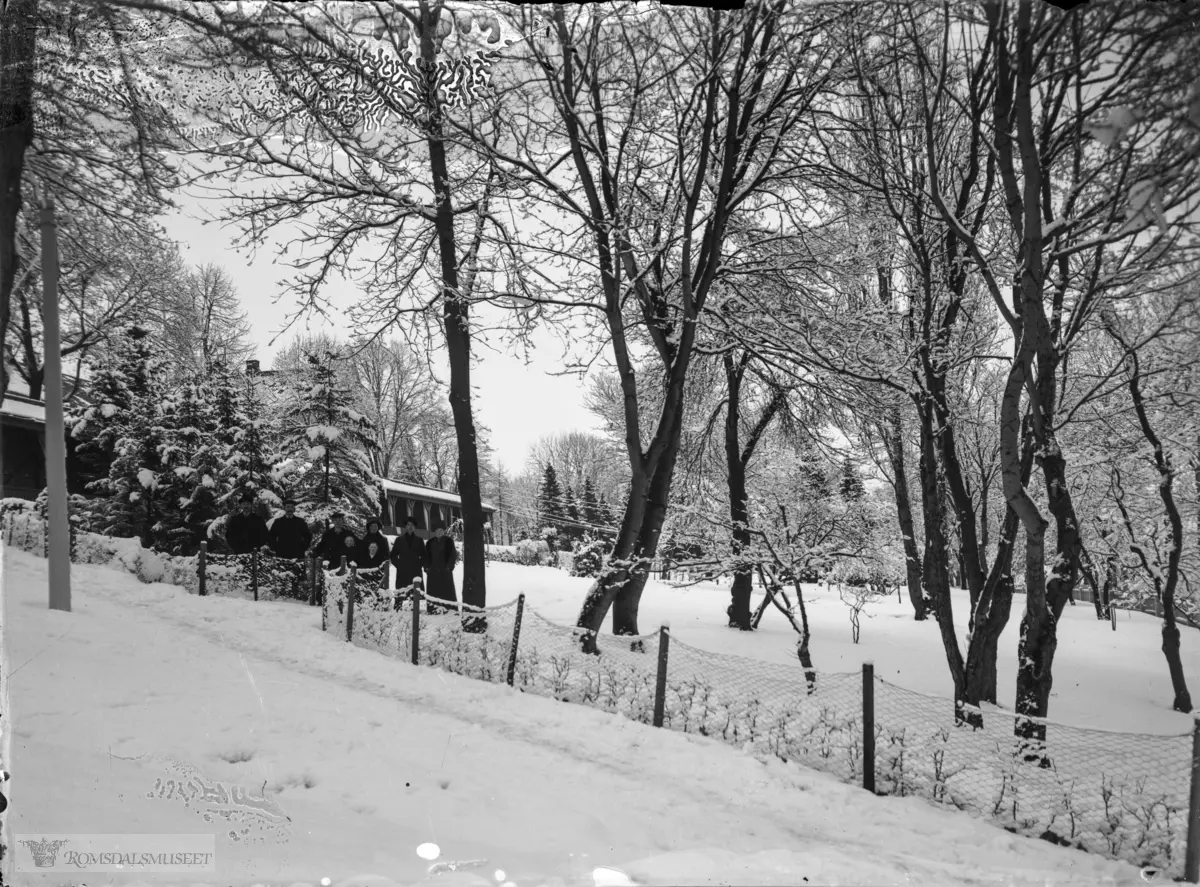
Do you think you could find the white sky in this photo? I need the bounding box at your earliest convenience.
[158,191,604,473]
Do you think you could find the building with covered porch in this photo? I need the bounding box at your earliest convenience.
[380,478,495,541]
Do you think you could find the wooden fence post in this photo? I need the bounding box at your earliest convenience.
[410,583,421,666]
[198,542,207,597]
[306,556,316,605]
[345,564,357,643]
[863,661,876,794]
[320,561,328,632]
[506,593,525,687]
[251,550,259,601]
[1111,603,1117,632]
[1185,714,1200,883]
[652,622,671,728]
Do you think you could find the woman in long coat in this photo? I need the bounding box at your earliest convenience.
[422,521,459,615]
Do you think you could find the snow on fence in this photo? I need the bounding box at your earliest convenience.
[4,507,1197,880]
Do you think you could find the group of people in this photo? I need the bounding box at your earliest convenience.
[222,494,460,613]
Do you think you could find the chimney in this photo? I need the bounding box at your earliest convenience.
[245,359,260,376]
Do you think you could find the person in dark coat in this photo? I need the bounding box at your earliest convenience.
[268,499,312,559]
[422,521,459,615]
[357,519,389,568]
[225,494,269,555]
[389,517,426,610]
[390,517,425,583]
[312,512,360,569]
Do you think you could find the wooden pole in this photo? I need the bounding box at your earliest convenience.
[39,194,71,612]
[198,541,207,597]
[410,583,421,665]
[1186,714,1200,883]
[307,556,317,605]
[345,563,357,642]
[652,622,671,728]
[1111,603,1117,632]
[863,661,876,794]
[506,593,525,687]
[251,550,259,601]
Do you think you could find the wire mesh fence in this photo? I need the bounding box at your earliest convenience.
[873,679,1192,875]
[665,638,864,782]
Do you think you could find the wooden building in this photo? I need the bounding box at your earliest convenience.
[1,394,48,500]
[380,478,495,540]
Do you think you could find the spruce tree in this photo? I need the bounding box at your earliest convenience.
[69,326,146,490]
[157,378,227,554]
[563,484,581,546]
[797,438,832,501]
[223,368,281,509]
[839,454,865,502]
[538,464,564,533]
[87,327,168,546]
[581,478,601,530]
[278,350,379,524]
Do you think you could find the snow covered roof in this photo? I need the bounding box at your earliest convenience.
[1,395,45,423]
[380,478,495,512]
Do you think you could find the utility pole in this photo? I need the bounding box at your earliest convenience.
[40,193,71,611]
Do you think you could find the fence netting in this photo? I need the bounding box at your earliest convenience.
[666,638,863,782]
[511,610,659,721]
[873,678,1191,876]
[205,553,311,602]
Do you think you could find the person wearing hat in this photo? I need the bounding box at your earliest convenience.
[312,512,359,568]
[422,520,458,615]
[225,493,269,555]
[389,516,427,608]
[268,499,313,560]
[356,518,389,569]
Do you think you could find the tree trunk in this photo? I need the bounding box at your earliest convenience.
[916,402,964,695]
[882,412,927,620]
[420,2,486,625]
[0,0,38,403]
[576,468,651,641]
[960,416,1034,721]
[610,413,685,637]
[1119,347,1193,713]
[1079,543,1105,620]
[724,352,753,630]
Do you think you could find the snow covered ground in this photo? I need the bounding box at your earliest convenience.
[1,545,1179,886]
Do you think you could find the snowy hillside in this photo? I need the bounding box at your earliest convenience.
[1,546,1159,886]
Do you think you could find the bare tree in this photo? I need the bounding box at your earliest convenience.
[347,337,441,479]
[919,0,1200,748]
[2,1,181,399]
[153,263,255,380]
[5,197,182,398]
[481,3,845,643]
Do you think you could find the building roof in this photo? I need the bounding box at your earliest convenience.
[381,478,495,512]
[1,395,46,424]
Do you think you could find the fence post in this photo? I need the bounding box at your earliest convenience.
[320,561,327,632]
[1111,603,1117,632]
[1186,715,1200,883]
[345,564,357,643]
[306,557,316,605]
[410,584,422,665]
[506,593,525,687]
[251,550,259,601]
[198,542,207,597]
[382,560,390,592]
[652,622,671,728]
[863,661,876,794]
